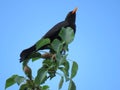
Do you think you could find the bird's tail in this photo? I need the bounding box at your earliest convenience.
[20,45,36,62]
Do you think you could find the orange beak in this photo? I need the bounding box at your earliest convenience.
[72,8,78,14]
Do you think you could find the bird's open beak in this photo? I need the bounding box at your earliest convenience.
[72,8,78,14]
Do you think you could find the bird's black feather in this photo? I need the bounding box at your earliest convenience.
[20,8,77,62]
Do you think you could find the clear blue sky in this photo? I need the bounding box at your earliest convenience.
[0,0,120,90]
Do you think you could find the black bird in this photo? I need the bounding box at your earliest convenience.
[20,8,77,62]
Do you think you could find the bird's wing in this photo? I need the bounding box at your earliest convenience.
[42,21,69,39]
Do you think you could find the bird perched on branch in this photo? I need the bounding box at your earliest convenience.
[20,8,77,62]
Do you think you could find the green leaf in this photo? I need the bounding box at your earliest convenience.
[58,67,69,81]
[19,83,28,90]
[56,54,65,65]
[43,59,52,67]
[59,27,75,44]
[51,39,63,53]
[36,38,50,50]
[55,53,64,66]
[63,60,69,76]
[30,52,41,62]
[42,85,49,90]
[32,57,41,62]
[70,61,78,79]
[22,59,29,66]
[35,67,48,85]
[5,75,18,89]
[68,80,76,90]
[58,76,64,90]
[14,76,25,85]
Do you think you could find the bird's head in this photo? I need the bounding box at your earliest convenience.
[65,8,78,24]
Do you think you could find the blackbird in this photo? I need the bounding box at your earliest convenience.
[20,8,77,62]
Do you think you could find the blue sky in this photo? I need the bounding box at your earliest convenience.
[0,0,120,90]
